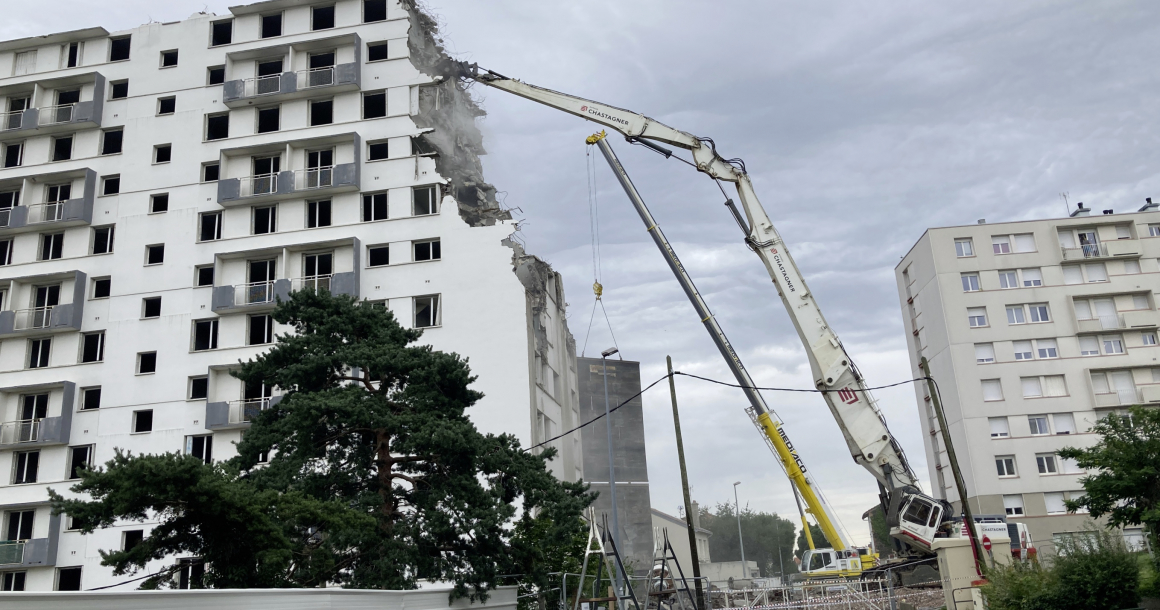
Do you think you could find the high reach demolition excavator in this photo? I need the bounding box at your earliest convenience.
[449,63,957,579]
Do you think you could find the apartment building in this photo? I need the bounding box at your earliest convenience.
[0,0,583,592]
[895,201,1160,551]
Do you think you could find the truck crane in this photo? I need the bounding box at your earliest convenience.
[450,63,956,577]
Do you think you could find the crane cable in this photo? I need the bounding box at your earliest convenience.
[581,139,620,357]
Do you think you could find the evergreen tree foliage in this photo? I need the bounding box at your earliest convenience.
[52,291,593,597]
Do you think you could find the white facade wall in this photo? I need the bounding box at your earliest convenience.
[894,206,1160,549]
[0,0,580,592]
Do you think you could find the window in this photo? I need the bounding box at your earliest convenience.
[309,99,333,126]
[81,331,105,362]
[147,193,168,214]
[131,410,154,434]
[13,50,36,75]
[2,571,26,591]
[1036,453,1058,474]
[2,141,22,167]
[198,211,222,241]
[1102,334,1125,354]
[211,20,233,46]
[13,450,39,483]
[367,41,389,62]
[157,96,176,115]
[123,530,144,552]
[968,307,987,327]
[368,244,389,267]
[52,135,73,161]
[414,295,439,328]
[186,435,213,464]
[1143,332,1157,346]
[981,379,1003,401]
[109,36,131,61]
[1028,415,1050,435]
[1044,492,1067,515]
[413,185,437,215]
[196,266,215,287]
[961,273,979,292]
[110,80,128,99]
[1003,494,1025,516]
[193,320,218,351]
[68,445,92,479]
[363,90,386,118]
[203,162,220,182]
[1021,268,1042,286]
[206,113,229,141]
[1078,335,1100,356]
[257,106,280,133]
[312,5,336,30]
[1013,340,1033,361]
[1021,375,1067,398]
[1007,303,1050,325]
[207,65,225,86]
[413,135,435,155]
[1053,413,1076,435]
[92,277,110,299]
[1133,294,1151,310]
[61,41,83,68]
[975,343,995,363]
[998,270,1017,289]
[995,456,1017,477]
[177,558,205,590]
[253,205,276,234]
[261,13,283,38]
[362,193,388,221]
[992,233,1035,254]
[307,200,331,228]
[365,0,388,22]
[160,49,178,68]
[56,567,82,591]
[154,144,172,164]
[137,352,157,375]
[954,238,974,257]
[992,235,1011,254]
[1150,224,1160,237]
[249,314,274,345]
[142,296,162,319]
[92,226,114,254]
[102,174,120,195]
[81,387,101,410]
[39,233,63,260]
[189,376,209,400]
[989,417,1010,438]
[146,244,165,265]
[368,140,389,161]
[1036,338,1058,359]
[414,239,441,261]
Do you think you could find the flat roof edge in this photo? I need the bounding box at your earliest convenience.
[0,27,109,53]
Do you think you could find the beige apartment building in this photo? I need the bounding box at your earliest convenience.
[895,201,1159,551]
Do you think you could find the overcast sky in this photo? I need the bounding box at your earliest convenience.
[9,1,1160,547]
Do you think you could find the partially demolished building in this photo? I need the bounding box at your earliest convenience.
[0,0,582,591]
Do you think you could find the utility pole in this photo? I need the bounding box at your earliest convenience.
[666,356,704,610]
[920,356,985,574]
[601,347,624,595]
[733,482,747,580]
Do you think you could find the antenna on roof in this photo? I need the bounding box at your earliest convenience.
[1060,191,1070,216]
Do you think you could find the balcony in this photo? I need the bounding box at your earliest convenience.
[205,396,284,431]
[1076,311,1158,333]
[0,168,96,236]
[0,514,58,568]
[217,163,359,206]
[1061,240,1141,261]
[212,279,290,314]
[221,34,362,108]
[0,72,105,136]
[0,271,86,337]
[1094,388,1140,407]
[0,382,74,451]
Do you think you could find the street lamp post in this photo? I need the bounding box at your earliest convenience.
[601,347,623,595]
[733,481,747,580]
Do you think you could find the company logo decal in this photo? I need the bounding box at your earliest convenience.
[838,387,859,405]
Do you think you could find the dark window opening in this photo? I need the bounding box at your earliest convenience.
[363,91,386,118]
[102,129,123,155]
[203,163,220,182]
[102,175,120,195]
[93,226,114,254]
[93,278,111,299]
[65,42,81,68]
[81,332,104,362]
[123,530,144,551]
[109,37,131,62]
[261,13,283,38]
[40,233,64,260]
[362,192,387,221]
[207,66,225,86]
[368,141,389,161]
[137,353,157,375]
[110,80,128,99]
[367,41,389,62]
[158,97,176,115]
[187,436,213,464]
[312,5,336,30]
[69,446,91,479]
[13,451,39,483]
[211,20,233,46]
[155,144,172,164]
[368,245,389,267]
[189,377,208,400]
[253,205,276,234]
[52,136,72,161]
[413,185,437,215]
[307,200,331,228]
[196,266,215,287]
[415,295,439,328]
[143,297,162,318]
[150,193,169,213]
[257,106,280,133]
[364,0,388,22]
[160,50,178,68]
[178,559,205,590]
[56,567,82,591]
[4,142,22,167]
[206,114,229,141]
[2,571,26,591]
[309,99,333,126]
[414,239,441,261]
[200,212,222,241]
[146,244,165,265]
[193,320,218,351]
[81,387,101,410]
[249,314,273,345]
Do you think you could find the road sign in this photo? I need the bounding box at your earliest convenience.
[982,536,992,551]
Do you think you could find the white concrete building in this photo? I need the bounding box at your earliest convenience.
[895,201,1160,550]
[0,0,583,592]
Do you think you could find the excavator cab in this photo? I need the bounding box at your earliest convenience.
[896,496,942,551]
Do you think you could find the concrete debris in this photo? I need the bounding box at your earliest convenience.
[505,237,571,359]
[401,0,511,228]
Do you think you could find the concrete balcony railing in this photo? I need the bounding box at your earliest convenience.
[1076,311,1158,333]
[291,273,359,297]
[217,163,359,206]
[1141,385,1160,403]
[205,395,284,431]
[0,383,74,451]
[222,63,360,108]
[0,169,96,235]
[1061,240,1141,261]
[1094,388,1140,407]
